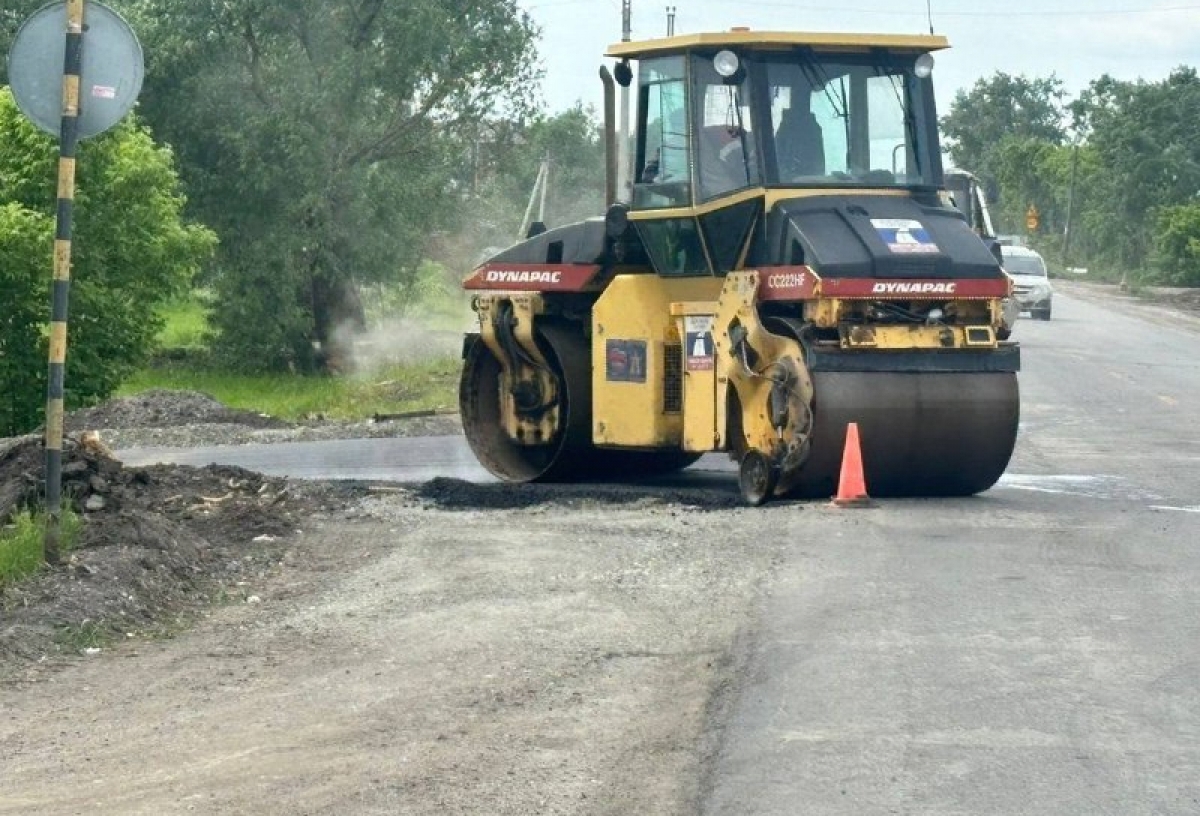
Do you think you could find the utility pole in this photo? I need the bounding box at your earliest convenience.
[1063,140,1080,269]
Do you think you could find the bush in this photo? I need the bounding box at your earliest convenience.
[1153,203,1200,286]
[0,88,216,436]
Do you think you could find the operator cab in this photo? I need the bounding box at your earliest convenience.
[609,31,947,211]
[607,31,951,277]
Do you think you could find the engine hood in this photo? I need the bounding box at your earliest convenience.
[755,194,1004,281]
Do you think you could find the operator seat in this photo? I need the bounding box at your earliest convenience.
[775,107,824,180]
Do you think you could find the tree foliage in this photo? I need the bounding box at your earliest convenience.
[0,89,215,436]
[942,67,1200,285]
[940,72,1067,178]
[121,0,540,372]
[1154,203,1200,286]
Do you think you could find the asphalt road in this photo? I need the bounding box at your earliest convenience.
[700,292,1200,815]
[118,290,1200,815]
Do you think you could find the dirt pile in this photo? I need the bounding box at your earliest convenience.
[65,388,291,431]
[0,431,358,678]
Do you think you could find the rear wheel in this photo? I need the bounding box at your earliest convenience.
[738,450,777,506]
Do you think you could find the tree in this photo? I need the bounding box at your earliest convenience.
[1080,69,1200,272]
[455,104,607,262]
[121,0,540,372]
[1154,204,1200,286]
[940,73,1067,178]
[0,89,215,437]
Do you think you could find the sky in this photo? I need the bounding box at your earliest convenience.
[517,0,1200,117]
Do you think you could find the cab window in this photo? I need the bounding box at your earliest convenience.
[634,56,691,209]
[765,55,935,187]
[692,55,761,201]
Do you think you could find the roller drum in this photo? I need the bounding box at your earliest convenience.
[460,325,700,483]
[787,371,1019,498]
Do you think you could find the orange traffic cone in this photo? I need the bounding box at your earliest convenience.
[832,422,872,507]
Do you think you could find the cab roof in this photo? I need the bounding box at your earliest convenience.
[606,30,949,60]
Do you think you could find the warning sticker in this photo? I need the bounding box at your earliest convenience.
[605,339,647,383]
[684,315,715,372]
[871,218,939,254]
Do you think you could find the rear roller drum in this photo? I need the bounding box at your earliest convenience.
[459,324,592,483]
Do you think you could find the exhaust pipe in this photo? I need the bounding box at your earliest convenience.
[600,65,617,208]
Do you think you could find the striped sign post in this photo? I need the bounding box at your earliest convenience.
[7,0,143,563]
[42,0,85,564]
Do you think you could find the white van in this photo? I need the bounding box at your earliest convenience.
[1001,245,1053,320]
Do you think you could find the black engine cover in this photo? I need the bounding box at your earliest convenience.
[756,194,1002,280]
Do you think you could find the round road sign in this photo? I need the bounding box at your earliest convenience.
[7,1,144,139]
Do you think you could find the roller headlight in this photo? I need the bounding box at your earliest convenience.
[914,53,935,79]
[714,50,740,78]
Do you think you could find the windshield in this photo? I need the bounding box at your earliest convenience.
[632,49,941,209]
[760,53,938,188]
[1004,255,1047,276]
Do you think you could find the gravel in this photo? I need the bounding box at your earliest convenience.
[65,388,464,449]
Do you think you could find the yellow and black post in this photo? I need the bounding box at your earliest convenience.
[43,0,85,564]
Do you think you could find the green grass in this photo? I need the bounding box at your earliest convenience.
[53,620,108,652]
[0,509,83,588]
[155,294,212,349]
[130,283,468,421]
[118,358,461,421]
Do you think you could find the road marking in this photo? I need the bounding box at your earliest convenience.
[1158,395,1178,406]
[998,473,1162,501]
[1149,505,1200,514]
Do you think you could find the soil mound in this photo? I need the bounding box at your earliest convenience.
[65,388,290,431]
[0,433,356,678]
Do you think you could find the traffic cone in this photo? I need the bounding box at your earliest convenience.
[832,422,872,507]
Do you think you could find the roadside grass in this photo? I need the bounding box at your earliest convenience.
[125,282,467,421]
[0,509,83,589]
[118,358,461,421]
[53,620,108,652]
[155,292,212,349]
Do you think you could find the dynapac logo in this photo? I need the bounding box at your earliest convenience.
[872,281,957,295]
[485,269,563,284]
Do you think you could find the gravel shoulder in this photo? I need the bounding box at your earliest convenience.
[1050,278,1200,330]
[2,486,778,815]
[2,390,778,815]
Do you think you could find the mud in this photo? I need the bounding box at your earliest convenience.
[415,476,746,511]
[0,432,361,677]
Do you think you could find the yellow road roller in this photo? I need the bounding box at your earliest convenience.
[460,29,1019,504]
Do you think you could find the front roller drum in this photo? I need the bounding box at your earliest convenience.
[784,371,1020,498]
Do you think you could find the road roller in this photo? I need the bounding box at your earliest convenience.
[460,28,1020,504]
